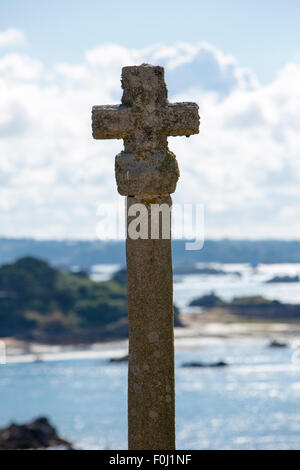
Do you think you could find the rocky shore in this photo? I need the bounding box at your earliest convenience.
[0,417,72,450]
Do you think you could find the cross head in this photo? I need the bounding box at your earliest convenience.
[92,64,199,154]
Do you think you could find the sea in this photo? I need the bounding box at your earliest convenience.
[1,262,300,450]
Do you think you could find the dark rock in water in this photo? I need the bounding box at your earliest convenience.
[174,265,241,277]
[182,360,228,368]
[189,291,224,308]
[0,416,72,450]
[109,354,129,363]
[266,275,299,284]
[268,340,288,348]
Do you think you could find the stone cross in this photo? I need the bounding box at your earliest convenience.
[92,64,199,450]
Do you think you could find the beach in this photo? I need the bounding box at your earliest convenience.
[3,311,300,364]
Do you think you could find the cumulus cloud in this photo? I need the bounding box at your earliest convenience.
[0,53,42,80]
[0,32,300,239]
[0,28,27,49]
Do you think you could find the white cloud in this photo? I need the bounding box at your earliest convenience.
[0,28,27,49]
[0,53,42,80]
[55,64,89,81]
[0,32,300,239]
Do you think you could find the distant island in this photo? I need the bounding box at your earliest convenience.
[189,292,300,320]
[0,257,181,344]
[190,292,223,308]
[173,265,241,276]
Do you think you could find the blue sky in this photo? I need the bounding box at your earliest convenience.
[0,1,300,240]
[0,0,299,83]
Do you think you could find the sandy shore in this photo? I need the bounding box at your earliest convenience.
[177,311,300,340]
[3,312,300,363]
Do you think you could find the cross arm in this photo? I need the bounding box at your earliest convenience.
[92,105,134,140]
[160,102,200,137]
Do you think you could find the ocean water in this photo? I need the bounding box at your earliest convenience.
[173,263,300,310]
[0,342,300,449]
[1,263,300,450]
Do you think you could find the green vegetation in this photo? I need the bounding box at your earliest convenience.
[0,257,128,342]
[0,257,181,343]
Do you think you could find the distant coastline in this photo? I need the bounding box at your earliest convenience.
[2,238,300,268]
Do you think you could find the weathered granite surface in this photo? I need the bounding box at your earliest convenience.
[126,194,175,449]
[93,64,199,198]
[115,150,179,196]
